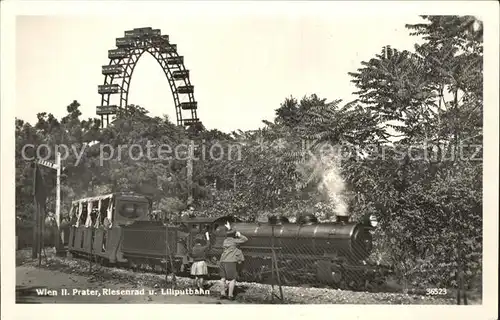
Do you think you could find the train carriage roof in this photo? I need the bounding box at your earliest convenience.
[180,215,243,224]
[71,192,148,204]
[180,217,219,223]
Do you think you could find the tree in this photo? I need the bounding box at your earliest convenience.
[346,15,483,289]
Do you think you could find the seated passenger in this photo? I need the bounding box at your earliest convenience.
[103,217,112,229]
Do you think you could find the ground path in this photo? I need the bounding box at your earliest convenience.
[16,265,236,304]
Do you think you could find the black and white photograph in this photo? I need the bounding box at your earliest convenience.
[1,1,498,320]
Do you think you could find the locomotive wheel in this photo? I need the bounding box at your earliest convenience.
[100,257,110,267]
[147,259,156,272]
[254,266,267,283]
[278,272,292,286]
[152,260,165,273]
[243,257,272,283]
[129,259,141,272]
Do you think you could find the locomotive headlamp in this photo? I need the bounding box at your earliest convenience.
[369,214,378,227]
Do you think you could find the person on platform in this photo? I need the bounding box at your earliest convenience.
[219,221,248,300]
[44,211,58,249]
[190,235,211,292]
[181,205,195,220]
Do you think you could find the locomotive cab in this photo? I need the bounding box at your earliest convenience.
[176,216,242,255]
[177,218,217,246]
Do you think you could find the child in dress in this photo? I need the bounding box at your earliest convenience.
[190,237,210,291]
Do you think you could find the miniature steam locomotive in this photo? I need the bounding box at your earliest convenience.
[66,192,385,290]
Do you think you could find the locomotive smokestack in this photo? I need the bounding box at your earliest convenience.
[337,215,349,224]
[297,214,318,225]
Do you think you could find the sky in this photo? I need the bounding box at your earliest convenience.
[15,9,426,133]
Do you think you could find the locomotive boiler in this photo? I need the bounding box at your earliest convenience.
[216,215,373,262]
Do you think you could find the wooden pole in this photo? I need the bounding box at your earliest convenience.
[32,163,38,259]
[271,225,275,303]
[55,150,63,254]
[187,143,193,205]
[270,225,284,303]
[165,225,174,286]
[89,225,93,274]
[165,226,176,288]
[38,202,43,267]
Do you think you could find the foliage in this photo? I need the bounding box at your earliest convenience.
[346,15,483,288]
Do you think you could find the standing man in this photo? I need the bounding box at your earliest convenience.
[181,205,195,220]
[44,211,57,249]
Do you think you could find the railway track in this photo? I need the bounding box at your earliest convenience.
[67,250,393,294]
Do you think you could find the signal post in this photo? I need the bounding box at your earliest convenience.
[36,151,64,255]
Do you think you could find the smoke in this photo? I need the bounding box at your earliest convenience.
[318,153,348,217]
[300,143,349,217]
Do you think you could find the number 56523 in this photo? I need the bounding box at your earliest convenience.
[426,288,447,295]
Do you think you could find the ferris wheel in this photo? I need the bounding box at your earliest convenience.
[97,27,200,128]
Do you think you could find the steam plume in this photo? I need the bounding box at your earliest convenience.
[300,143,348,217]
[318,153,348,217]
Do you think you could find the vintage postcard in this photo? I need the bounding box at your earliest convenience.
[1,1,498,320]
